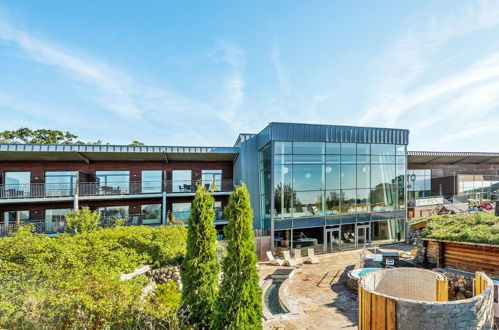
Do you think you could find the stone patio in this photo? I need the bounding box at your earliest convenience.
[259,243,414,329]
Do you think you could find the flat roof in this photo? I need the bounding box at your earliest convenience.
[0,144,239,162]
[408,151,499,164]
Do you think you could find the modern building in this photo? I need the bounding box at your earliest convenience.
[4,122,496,258]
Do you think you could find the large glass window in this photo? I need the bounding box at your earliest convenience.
[325,190,340,215]
[4,172,30,197]
[340,189,356,214]
[97,206,129,221]
[141,204,161,224]
[293,191,323,217]
[3,210,29,225]
[172,170,192,192]
[259,144,272,220]
[45,209,70,233]
[142,170,162,193]
[96,171,130,193]
[172,203,191,222]
[202,170,222,191]
[45,171,77,197]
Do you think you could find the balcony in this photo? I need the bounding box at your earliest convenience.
[0,210,228,237]
[0,180,234,200]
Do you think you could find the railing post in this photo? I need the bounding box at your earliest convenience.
[161,191,167,226]
[73,194,79,211]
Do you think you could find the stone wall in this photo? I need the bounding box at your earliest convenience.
[435,269,474,300]
[396,284,494,330]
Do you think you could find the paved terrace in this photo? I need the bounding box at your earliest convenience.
[259,244,414,330]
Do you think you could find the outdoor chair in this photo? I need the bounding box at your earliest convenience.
[293,249,304,265]
[266,251,284,266]
[305,248,320,264]
[283,250,299,267]
[400,247,419,259]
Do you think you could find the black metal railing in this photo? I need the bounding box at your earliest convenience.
[0,180,234,200]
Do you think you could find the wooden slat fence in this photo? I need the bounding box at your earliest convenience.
[358,286,396,330]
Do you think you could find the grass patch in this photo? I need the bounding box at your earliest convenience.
[411,212,499,245]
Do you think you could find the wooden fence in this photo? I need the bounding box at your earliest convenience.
[423,239,499,276]
[358,286,396,330]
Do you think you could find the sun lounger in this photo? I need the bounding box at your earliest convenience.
[266,251,284,266]
[293,249,303,265]
[283,250,298,267]
[305,248,319,264]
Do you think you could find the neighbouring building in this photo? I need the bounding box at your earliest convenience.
[2,122,498,258]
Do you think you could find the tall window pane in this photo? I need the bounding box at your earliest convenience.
[202,170,222,191]
[274,141,292,154]
[357,165,370,189]
[340,189,356,214]
[172,203,191,222]
[325,165,340,190]
[325,190,340,215]
[293,165,324,191]
[341,165,356,189]
[172,170,192,192]
[142,170,162,193]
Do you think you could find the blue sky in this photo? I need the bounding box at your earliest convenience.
[1,1,499,151]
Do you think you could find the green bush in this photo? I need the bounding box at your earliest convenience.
[416,212,499,245]
[65,206,100,234]
[0,224,187,329]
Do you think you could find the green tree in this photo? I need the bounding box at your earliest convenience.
[129,140,145,146]
[65,207,100,234]
[181,185,219,328]
[214,183,262,330]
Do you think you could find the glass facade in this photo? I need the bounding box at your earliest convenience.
[3,210,29,225]
[261,140,407,253]
[407,169,432,199]
[458,175,499,201]
[97,206,129,221]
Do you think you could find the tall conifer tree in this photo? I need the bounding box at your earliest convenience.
[214,184,263,330]
[182,185,219,328]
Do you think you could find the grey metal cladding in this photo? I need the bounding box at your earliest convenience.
[267,122,409,144]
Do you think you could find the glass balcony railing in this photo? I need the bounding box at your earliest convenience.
[0,180,234,200]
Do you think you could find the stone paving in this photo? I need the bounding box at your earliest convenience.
[260,244,414,330]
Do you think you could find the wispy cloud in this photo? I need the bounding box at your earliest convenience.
[358,0,499,128]
[216,41,246,133]
[270,41,291,96]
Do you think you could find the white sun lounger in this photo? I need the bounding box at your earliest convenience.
[266,251,284,266]
[293,249,304,265]
[283,250,298,267]
[305,248,320,264]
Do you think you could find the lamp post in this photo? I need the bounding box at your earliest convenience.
[493,190,499,217]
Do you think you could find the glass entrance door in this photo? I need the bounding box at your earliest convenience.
[356,224,370,248]
[325,228,341,252]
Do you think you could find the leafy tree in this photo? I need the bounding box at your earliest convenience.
[181,185,219,328]
[0,127,141,145]
[214,183,262,330]
[65,207,100,234]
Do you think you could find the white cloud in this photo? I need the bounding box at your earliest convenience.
[359,0,499,127]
